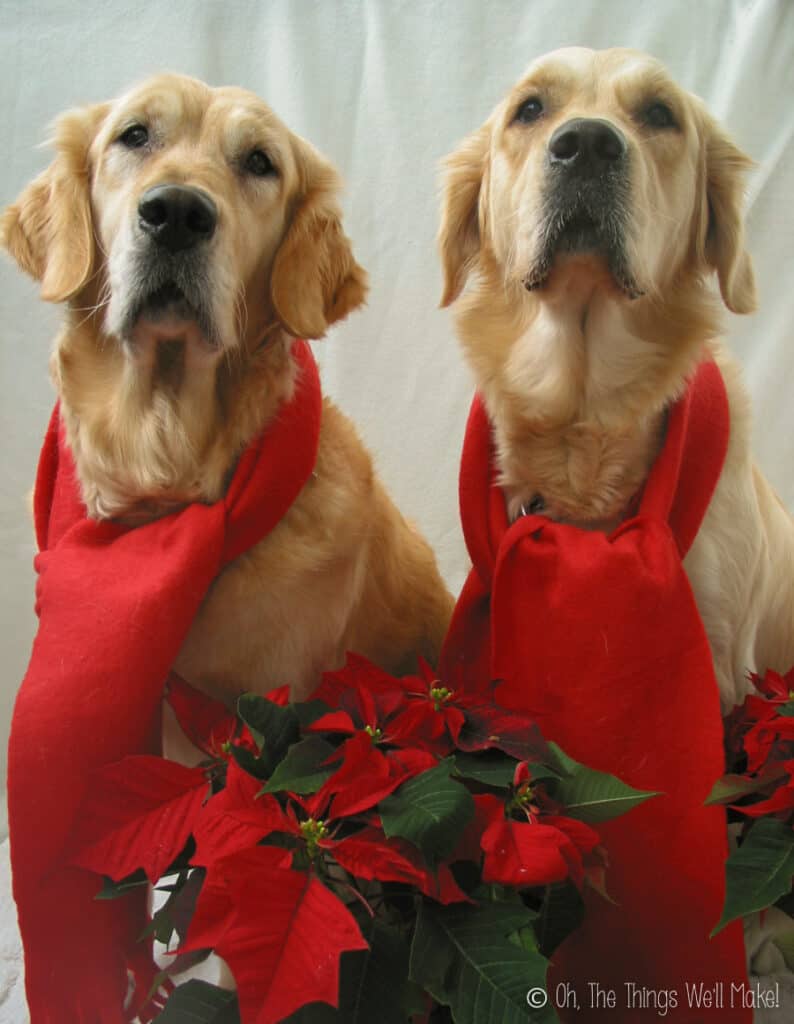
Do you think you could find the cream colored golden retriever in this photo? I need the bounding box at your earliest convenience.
[2,72,453,702]
[439,46,794,711]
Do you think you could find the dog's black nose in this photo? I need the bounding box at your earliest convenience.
[138,185,217,252]
[548,118,627,172]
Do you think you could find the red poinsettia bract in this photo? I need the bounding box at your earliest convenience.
[459,763,601,890]
[736,759,794,818]
[181,846,368,1024]
[70,756,209,883]
[69,654,627,1023]
[720,667,794,825]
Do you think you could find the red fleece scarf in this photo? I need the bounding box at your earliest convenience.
[441,359,750,1022]
[8,340,321,1023]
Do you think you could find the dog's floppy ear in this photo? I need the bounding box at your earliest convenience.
[438,126,489,307]
[271,143,367,340]
[697,112,757,315]
[1,103,107,303]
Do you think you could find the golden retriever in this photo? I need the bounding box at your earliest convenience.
[438,46,794,712]
[2,72,453,703]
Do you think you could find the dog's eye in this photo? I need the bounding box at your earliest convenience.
[642,102,677,130]
[513,97,544,125]
[244,149,277,177]
[117,124,149,149]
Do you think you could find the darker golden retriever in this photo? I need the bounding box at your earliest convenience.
[3,72,453,702]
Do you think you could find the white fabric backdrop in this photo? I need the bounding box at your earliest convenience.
[1,0,793,819]
[0,1,793,1019]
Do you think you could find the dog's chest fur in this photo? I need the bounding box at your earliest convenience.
[496,415,664,528]
[461,285,675,527]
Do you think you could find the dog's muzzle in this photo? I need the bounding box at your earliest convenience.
[116,184,221,346]
[524,117,642,298]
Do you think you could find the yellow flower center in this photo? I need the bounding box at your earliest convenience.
[300,818,328,857]
[429,685,453,710]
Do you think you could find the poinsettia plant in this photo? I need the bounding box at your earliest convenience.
[71,656,656,1024]
[708,667,794,943]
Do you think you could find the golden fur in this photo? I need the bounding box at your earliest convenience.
[439,47,794,710]
[2,72,453,702]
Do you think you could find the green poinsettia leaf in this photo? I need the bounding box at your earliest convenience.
[228,743,269,780]
[712,818,794,937]
[335,917,413,1024]
[407,901,457,1006]
[281,1004,338,1022]
[455,751,518,789]
[292,699,333,729]
[261,736,336,795]
[706,767,789,806]
[142,897,178,946]
[509,923,540,953]
[156,979,240,1023]
[545,743,658,823]
[544,742,579,777]
[534,881,585,959]
[469,884,538,914]
[146,950,213,1004]
[142,870,203,946]
[410,898,557,1024]
[380,759,474,866]
[523,764,565,785]
[95,869,148,900]
[285,918,412,1023]
[777,702,794,718]
[237,694,299,770]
